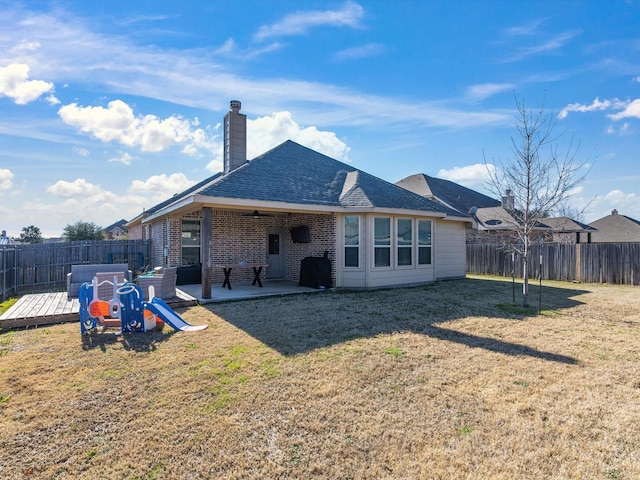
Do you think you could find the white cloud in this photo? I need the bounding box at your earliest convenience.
[608,99,640,121]
[502,30,581,62]
[333,43,386,62]
[204,111,350,173]
[46,178,106,199]
[129,173,195,194]
[0,169,14,191]
[253,1,364,42]
[437,163,496,188]
[0,63,54,104]
[558,97,612,119]
[250,111,349,161]
[73,146,89,157]
[503,19,546,37]
[109,152,136,165]
[58,100,214,156]
[585,189,640,222]
[466,83,515,100]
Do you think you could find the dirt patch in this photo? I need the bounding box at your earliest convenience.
[0,276,638,479]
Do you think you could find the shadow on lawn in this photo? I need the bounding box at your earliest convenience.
[81,328,176,352]
[207,277,586,363]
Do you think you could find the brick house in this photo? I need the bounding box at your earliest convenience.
[103,219,129,240]
[396,173,595,244]
[588,210,640,242]
[127,101,470,296]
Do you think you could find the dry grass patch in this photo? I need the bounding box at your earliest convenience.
[1,276,639,479]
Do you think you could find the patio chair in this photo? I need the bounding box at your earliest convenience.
[137,266,177,300]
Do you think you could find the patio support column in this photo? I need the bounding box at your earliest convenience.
[201,207,212,299]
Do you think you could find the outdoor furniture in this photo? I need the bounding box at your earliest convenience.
[214,263,268,290]
[137,267,177,300]
[67,263,132,299]
[94,272,127,300]
[177,263,201,285]
[299,252,332,289]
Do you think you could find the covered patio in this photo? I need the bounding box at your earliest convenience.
[180,279,323,304]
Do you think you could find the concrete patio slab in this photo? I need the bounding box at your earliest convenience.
[179,279,324,304]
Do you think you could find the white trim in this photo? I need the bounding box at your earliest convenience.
[141,193,457,224]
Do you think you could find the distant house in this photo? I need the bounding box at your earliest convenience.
[396,173,594,243]
[103,219,129,240]
[127,101,470,294]
[588,210,640,243]
[540,217,597,244]
[0,230,12,245]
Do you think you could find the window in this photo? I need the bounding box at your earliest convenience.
[418,220,432,265]
[344,216,360,268]
[268,233,280,255]
[397,218,413,266]
[374,217,391,267]
[181,220,201,265]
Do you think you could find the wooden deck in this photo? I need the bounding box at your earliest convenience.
[0,289,197,330]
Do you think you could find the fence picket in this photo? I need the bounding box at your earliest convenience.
[467,242,640,286]
[0,240,151,300]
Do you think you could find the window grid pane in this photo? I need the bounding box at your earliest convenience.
[374,217,391,245]
[344,216,360,268]
[181,220,201,265]
[375,248,391,267]
[345,216,359,246]
[374,217,391,267]
[418,220,432,265]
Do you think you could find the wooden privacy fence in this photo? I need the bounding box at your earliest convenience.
[0,240,151,300]
[467,242,640,286]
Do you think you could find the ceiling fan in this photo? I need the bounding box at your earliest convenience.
[243,210,274,218]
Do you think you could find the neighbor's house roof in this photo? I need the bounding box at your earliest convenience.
[588,211,640,242]
[542,217,597,233]
[395,173,500,215]
[103,219,129,233]
[130,141,468,226]
[396,173,578,233]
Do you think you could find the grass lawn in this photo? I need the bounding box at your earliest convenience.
[0,275,639,479]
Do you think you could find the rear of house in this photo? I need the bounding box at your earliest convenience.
[128,101,470,291]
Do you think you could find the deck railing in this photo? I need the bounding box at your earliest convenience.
[0,240,151,301]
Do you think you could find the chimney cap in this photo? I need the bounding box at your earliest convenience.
[230,100,241,112]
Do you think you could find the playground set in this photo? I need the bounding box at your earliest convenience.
[78,276,207,334]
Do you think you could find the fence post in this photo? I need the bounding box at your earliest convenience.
[1,247,4,301]
[575,243,581,282]
[14,246,18,296]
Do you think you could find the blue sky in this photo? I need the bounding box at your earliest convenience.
[1,1,640,237]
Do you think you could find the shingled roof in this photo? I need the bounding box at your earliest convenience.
[542,216,597,233]
[142,140,465,219]
[395,173,500,215]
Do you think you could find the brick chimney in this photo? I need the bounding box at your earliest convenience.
[223,100,247,174]
[502,189,515,211]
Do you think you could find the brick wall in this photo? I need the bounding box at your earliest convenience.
[140,209,337,285]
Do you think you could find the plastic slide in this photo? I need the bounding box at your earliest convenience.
[145,297,208,332]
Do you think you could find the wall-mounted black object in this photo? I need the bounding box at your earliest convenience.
[290,225,311,243]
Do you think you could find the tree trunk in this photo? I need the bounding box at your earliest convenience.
[522,241,530,307]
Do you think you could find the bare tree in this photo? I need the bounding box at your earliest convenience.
[484,95,589,307]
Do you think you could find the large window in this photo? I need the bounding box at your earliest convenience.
[374,217,391,267]
[181,220,201,265]
[418,220,432,265]
[344,216,360,268]
[397,218,413,266]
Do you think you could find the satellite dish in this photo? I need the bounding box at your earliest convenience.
[469,206,478,215]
